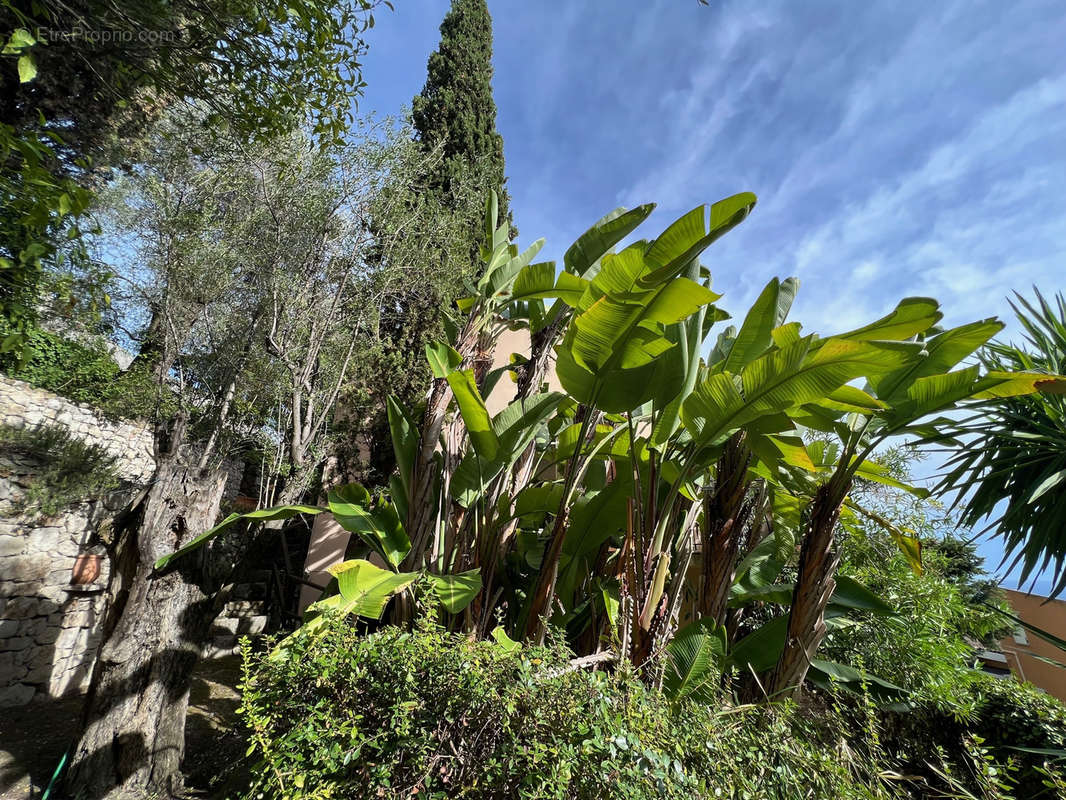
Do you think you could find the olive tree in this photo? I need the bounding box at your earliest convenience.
[63,113,470,798]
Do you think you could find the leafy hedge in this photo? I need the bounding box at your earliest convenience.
[239,618,890,800]
[879,674,1066,798]
[1,325,121,406]
[0,325,173,420]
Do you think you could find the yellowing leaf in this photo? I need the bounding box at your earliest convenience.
[971,370,1066,399]
[18,53,37,83]
[319,559,418,620]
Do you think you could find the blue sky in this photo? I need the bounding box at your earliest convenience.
[358,0,1066,591]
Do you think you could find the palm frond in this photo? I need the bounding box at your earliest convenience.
[934,288,1066,597]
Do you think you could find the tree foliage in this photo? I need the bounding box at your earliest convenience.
[935,290,1066,597]
[0,0,384,351]
[2,0,381,157]
[0,422,120,517]
[338,135,492,486]
[412,0,511,230]
[89,112,467,498]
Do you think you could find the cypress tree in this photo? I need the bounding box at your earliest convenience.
[412,0,513,237]
[339,0,510,486]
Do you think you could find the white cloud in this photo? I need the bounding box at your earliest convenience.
[619,3,781,208]
[783,74,1066,331]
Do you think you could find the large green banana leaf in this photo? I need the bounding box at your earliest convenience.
[556,196,755,413]
[327,483,411,569]
[447,368,499,460]
[869,319,1004,402]
[509,262,589,306]
[154,503,325,570]
[449,391,565,508]
[482,238,545,297]
[386,395,421,521]
[727,609,852,674]
[481,191,509,256]
[553,473,633,604]
[427,570,484,614]
[829,296,942,343]
[563,204,656,276]
[730,575,895,615]
[425,341,463,379]
[717,276,798,374]
[807,659,908,704]
[879,366,1066,436]
[641,193,756,282]
[648,260,727,448]
[305,562,483,630]
[682,337,921,450]
[731,523,795,595]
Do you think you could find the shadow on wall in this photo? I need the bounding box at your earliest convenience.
[0,493,111,797]
[0,595,247,798]
[0,529,113,709]
[0,454,121,709]
[0,591,103,703]
[0,653,249,799]
[1,375,157,712]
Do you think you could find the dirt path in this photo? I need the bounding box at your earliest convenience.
[0,655,248,800]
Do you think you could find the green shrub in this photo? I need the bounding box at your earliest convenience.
[954,675,1066,797]
[974,673,1066,749]
[872,673,1066,798]
[1,325,177,420]
[1,325,122,406]
[0,423,121,517]
[239,617,891,800]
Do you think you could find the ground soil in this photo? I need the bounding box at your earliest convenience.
[0,655,249,800]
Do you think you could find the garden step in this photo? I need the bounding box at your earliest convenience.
[203,636,240,659]
[211,614,269,637]
[223,599,266,616]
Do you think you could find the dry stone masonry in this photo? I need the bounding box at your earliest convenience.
[0,375,156,484]
[0,377,248,707]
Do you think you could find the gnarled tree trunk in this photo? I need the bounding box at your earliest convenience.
[64,458,227,799]
[698,431,752,626]
[767,474,851,698]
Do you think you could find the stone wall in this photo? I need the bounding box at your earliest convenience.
[0,377,244,707]
[0,376,156,484]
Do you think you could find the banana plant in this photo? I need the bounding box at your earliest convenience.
[401,194,657,581]
[522,193,757,645]
[154,186,1066,710]
[401,193,548,569]
[393,198,675,635]
[603,282,926,667]
[763,310,1066,697]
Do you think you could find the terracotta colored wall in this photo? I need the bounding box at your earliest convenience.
[298,515,352,613]
[999,589,1066,703]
